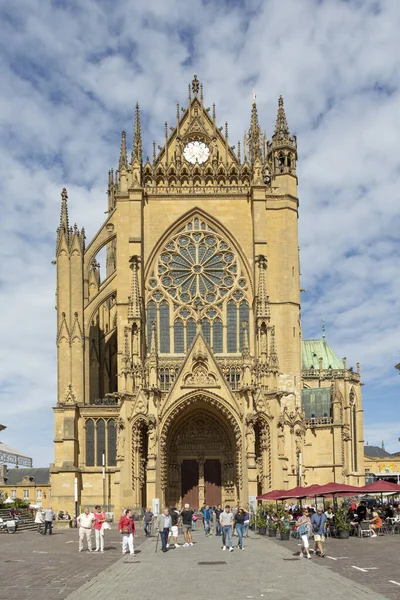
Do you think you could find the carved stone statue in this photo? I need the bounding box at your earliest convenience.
[116,417,125,458]
[245,423,256,453]
[176,137,182,161]
[211,137,218,161]
[148,420,157,454]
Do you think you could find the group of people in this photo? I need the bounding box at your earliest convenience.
[155,504,250,553]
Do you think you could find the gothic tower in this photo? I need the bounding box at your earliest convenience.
[51,77,364,515]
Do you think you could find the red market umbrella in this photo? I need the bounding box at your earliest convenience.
[315,482,362,496]
[276,485,317,500]
[256,489,287,500]
[357,480,400,494]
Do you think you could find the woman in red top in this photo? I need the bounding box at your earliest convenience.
[118,509,135,555]
[93,505,107,552]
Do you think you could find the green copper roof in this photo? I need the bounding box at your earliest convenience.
[301,387,332,418]
[302,339,343,370]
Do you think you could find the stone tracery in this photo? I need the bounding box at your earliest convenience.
[146,215,250,355]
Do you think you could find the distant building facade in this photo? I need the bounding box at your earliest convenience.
[0,467,50,504]
[364,445,400,484]
[50,76,365,516]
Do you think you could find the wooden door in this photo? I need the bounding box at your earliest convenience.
[181,460,199,508]
[204,459,222,507]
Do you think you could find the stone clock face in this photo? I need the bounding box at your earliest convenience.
[183,141,210,164]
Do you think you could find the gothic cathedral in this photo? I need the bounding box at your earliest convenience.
[51,76,365,515]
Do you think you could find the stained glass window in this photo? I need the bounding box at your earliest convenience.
[174,320,184,353]
[146,217,250,355]
[85,419,94,467]
[107,419,116,466]
[227,301,237,352]
[159,302,170,353]
[96,419,105,467]
[157,226,237,307]
[201,320,211,345]
[186,318,196,349]
[213,319,223,353]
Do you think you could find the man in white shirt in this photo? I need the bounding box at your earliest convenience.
[219,505,235,552]
[77,507,95,552]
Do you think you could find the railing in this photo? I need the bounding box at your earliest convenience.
[93,397,119,406]
[305,417,333,426]
[144,185,250,195]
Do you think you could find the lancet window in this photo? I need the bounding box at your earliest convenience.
[85,418,117,467]
[146,216,251,355]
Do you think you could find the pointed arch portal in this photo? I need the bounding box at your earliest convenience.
[160,396,241,508]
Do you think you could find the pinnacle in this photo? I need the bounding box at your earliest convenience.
[132,103,142,163]
[58,187,69,237]
[249,97,262,164]
[119,130,127,169]
[274,95,289,137]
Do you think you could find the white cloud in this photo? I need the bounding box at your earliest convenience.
[1,0,400,465]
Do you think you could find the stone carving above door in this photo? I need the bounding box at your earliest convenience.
[173,415,227,453]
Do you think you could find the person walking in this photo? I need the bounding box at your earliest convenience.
[310,506,327,557]
[142,507,154,537]
[234,507,246,550]
[167,507,180,548]
[180,503,194,547]
[118,509,135,555]
[219,505,234,552]
[77,507,95,552]
[43,506,56,535]
[297,508,312,559]
[34,508,44,534]
[93,505,107,552]
[156,508,171,552]
[202,504,213,536]
[214,504,223,536]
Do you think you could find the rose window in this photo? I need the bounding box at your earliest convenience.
[156,229,238,307]
[147,217,250,356]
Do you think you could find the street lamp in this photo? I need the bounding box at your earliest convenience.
[74,476,78,523]
[102,450,106,509]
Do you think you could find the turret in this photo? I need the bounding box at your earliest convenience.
[267,96,297,178]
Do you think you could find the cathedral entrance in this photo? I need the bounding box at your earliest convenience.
[163,402,237,508]
[180,459,222,508]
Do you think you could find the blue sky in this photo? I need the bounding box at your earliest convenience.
[0,0,399,466]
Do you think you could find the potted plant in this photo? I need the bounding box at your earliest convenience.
[267,521,278,537]
[256,508,267,535]
[334,506,351,539]
[276,506,291,540]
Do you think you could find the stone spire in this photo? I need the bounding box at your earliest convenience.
[248,94,262,165]
[119,131,127,170]
[256,255,270,320]
[128,256,141,321]
[241,320,250,358]
[269,326,279,371]
[150,321,157,356]
[131,103,142,164]
[59,187,69,233]
[273,95,290,139]
[57,188,70,247]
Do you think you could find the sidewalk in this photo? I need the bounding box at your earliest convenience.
[65,530,388,600]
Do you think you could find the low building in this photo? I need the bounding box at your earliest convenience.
[364,445,400,484]
[0,467,51,505]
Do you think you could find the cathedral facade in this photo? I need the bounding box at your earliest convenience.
[51,76,365,515]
